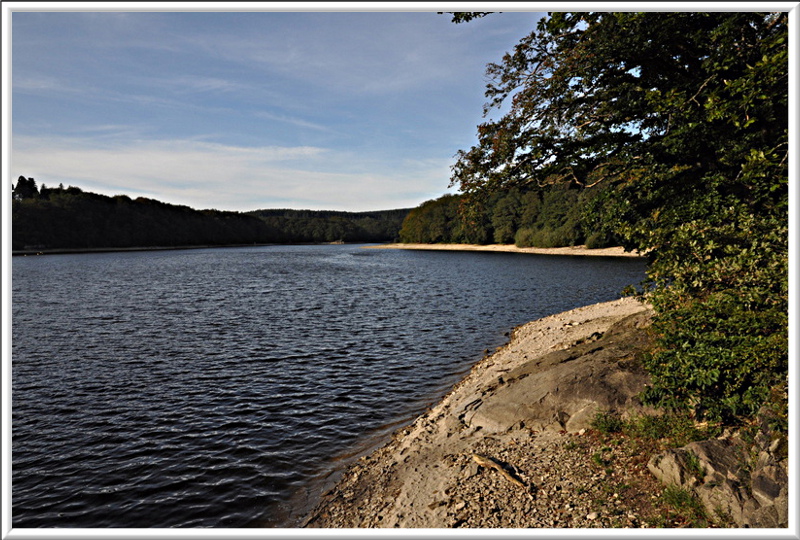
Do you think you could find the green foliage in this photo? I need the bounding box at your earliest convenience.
[591,410,718,448]
[591,449,612,469]
[490,193,520,243]
[398,194,467,244]
[684,452,705,484]
[585,232,615,250]
[624,414,698,446]
[447,12,493,24]
[513,227,536,248]
[450,12,788,425]
[763,383,789,436]
[518,225,577,248]
[249,208,409,244]
[590,411,625,435]
[658,485,709,525]
[399,183,612,248]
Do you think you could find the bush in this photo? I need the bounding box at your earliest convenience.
[590,411,625,434]
[659,485,708,524]
[591,411,720,448]
[516,226,579,248]
[625,413,718,447]
[514,227,536,248]
[642,282,787,424]
[585,231,615,249]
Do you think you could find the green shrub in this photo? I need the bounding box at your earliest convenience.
[642,282,787,424]
[685,452,705,484]
[514,227,536,248]
[590,411,625,434]
[585,231,615,249]
[659,485,708,523]
[624,413,714,447]
[517,226,579,248]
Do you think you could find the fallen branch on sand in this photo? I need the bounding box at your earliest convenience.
[471,454,532,498]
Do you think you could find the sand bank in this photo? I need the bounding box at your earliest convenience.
[365,243,644,258]
[304,297,665,528]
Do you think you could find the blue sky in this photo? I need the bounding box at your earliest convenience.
[10,7,543,212]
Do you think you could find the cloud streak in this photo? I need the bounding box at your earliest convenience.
[12,135,450,212]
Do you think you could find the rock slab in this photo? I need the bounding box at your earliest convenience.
[648,415,788,527]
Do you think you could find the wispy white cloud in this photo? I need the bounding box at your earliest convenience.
[12,135,448,211]
[253,110,334,133]
[185,13,492,97]
[12,75,64,91]
[137,75,246,95]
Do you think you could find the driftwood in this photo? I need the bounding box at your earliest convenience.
[471,453,530,494]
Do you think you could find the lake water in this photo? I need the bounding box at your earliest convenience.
[11,244,646,528]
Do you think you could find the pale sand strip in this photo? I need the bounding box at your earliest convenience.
[305,296,652,527]
[365,243,644,258]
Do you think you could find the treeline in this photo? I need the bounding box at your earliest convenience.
[11,178,408,251]
[248,208,409,244]
[399,182,617,248]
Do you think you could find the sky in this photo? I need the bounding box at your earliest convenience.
[8,6,543,212]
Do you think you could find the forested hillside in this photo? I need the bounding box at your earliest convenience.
[11,179,408,251]
[399,182,617,248]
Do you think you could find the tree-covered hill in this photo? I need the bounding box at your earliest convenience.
[11,179,409,251]
[248,208,410,244]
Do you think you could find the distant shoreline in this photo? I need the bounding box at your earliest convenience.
[10,242,354,257]
[365,243,645,258]
[11,244,277,256]
[12,242,645,259]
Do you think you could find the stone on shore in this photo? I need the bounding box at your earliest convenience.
[462,310,655,434]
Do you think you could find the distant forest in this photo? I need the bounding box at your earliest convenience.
[399,182,618,249]
[11,176,611,253]
[11,177,409,251]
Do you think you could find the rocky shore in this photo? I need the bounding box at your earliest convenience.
[303,297,789,529]
[304,298,655,528]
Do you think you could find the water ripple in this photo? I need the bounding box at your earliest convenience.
[12,245,645,527]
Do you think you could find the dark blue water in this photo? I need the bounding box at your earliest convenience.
[12,244,645,528]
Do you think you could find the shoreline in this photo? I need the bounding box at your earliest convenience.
[11,241,359,257]
[11,243,281,256]
[365,243,645,258]
[12,242,644,258]
[303,297,660,528]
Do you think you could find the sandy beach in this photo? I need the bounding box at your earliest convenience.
[366,243,645,258]
[304,297,668,528]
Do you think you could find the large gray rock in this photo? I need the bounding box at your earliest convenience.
[648,427,789,527]
[647,448,702,488]
[461,311,656,433]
